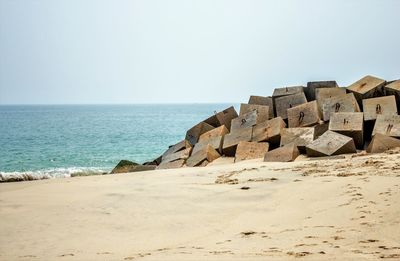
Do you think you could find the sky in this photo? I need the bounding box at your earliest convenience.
[0,0,399,104]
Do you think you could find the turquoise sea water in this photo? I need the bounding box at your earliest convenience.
[0,104,236,180]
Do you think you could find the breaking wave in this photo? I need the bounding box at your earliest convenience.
[0,167,110,182]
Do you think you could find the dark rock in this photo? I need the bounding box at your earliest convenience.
[111,160,156,174]
[143,155,162,166]
[143,161,156,166]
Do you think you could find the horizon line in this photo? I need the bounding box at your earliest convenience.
[0,102,242,106]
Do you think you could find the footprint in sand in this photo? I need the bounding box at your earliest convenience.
[209,250,233,255]
[58,253,74,257]
[360,222,375,227]
[240,231,256,237]
[380,254,400,259]
[287,251,312,257]
[264,247,282,253]
[124,252,152,260]
[378,246,400,250]
[314,225,335,228]
[216,239,231,245]
[294,243,318,247]
[156,248,171,251]
[332,236,345,240]
[359,239,379,243]
[96,252,112,255]
[247,177,278,183]
[240,231,271,239]
[305,235,318,239]
[215,173,239,185]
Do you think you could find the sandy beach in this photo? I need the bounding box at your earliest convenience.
[0,149,399,261]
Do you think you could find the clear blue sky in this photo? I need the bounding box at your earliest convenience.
[0,0,399,104]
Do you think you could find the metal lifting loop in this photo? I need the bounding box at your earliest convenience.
[335,103,341,112]
[376,104,382,114]
[386,124,393,133]
[298,111,305,123]
[241,118,247,125]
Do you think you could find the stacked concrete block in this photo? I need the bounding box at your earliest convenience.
[235,141,269,162]
[305,131,357,157]
[347,75,386,106]
[145,75,400,170]
[275,92,307,120]
[306,81,338,101]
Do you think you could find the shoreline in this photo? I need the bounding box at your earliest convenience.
[0,167,111,182]
[1,149,399,260]
[0,148,395,183]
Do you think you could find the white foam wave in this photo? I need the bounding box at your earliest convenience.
[0,167,110,182]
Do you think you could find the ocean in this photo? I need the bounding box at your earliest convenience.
[0,104,237,181]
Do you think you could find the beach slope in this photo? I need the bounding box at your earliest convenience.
[1,150,400,260]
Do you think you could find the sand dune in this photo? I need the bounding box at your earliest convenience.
[1,149,400,260]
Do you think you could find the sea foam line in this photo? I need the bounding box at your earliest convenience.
[0,167,110,182]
